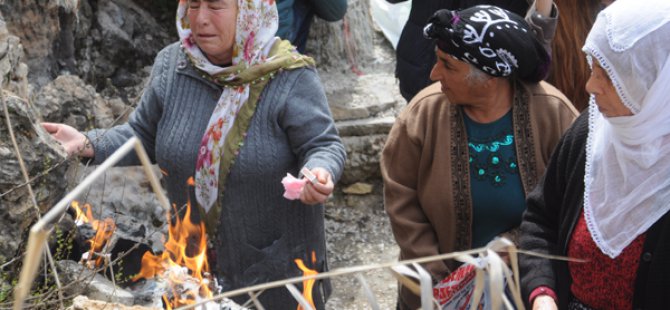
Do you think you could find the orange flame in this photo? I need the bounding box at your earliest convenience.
[70,201,116,267]
[133,196,211,308]
[294,251,318,310]
[71,200,92,225]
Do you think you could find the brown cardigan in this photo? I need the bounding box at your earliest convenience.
[381,81,578,309]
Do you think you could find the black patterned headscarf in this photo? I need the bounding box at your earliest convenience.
[423,5,550,82]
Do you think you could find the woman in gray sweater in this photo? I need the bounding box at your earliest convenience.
[43,0,345,308]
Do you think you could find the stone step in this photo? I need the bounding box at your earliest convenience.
[324,72,401,121]
[336,116,395,137]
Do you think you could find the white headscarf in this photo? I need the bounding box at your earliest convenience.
[582,0,670,258]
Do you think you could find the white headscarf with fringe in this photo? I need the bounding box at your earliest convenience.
[582,0,670,258]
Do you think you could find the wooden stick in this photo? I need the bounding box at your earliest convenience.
[178,244,586,310]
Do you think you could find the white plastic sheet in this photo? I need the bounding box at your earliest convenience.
[370,0,412,49]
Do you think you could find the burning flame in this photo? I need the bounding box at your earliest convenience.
[294,251,318,310]
[70,201,116,267]
[133,177,212,309]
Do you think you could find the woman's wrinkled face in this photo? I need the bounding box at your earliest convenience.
[187,0,238,65]
[585,60,633,117]
[429,48,488,105]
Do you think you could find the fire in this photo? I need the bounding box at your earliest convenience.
[294,251,318,310]
[70,201,117,267]
[71,200,92,225]
[133,183,212,309]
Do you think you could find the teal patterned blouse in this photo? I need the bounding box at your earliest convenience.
[464,110,525,248]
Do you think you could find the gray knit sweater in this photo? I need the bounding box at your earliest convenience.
[86,42,346,308]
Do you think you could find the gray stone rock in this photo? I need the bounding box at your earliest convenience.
[0,92,69,262]
[34,75,115,129]
[0,0,170,90]
[324,72,399,122]
[336,116,395,137]
[0,16,29,98]
[91,0,171,87]
[0,1,61,87]
[340,135,387,185]
[331,102,371,121]
[70,165,167,242]
[57,260,135,306]
[67,295,157,310]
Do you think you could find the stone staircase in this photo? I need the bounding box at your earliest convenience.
[318,33,407,309]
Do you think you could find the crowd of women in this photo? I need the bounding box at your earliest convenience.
[43,0,670,308]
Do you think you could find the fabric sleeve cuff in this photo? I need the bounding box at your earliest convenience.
[83,130,103,165]
[527,1,558,19]
[529,286,557,305]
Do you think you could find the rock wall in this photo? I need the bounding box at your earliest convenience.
[0,0,62,87]
[0,8,70,265]
[307,0,375,70]
[0,86,70,267]
[0,0,171,90]
[0,17,29,98]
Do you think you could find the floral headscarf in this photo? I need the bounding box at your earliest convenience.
[582,0,670,258]
[177,0,315,211]
[423,5,550,82]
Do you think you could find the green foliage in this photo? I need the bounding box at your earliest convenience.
[0,226,78,308]
[0,272,12,303]
[0,251,20,304]
[54,227,75,262]
[111,257,135,285]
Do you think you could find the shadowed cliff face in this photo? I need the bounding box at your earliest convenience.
[0,0,174,90]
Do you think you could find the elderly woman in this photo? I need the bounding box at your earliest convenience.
[380,5,578,309]
[43,0,345,308]
[519,0,670,309]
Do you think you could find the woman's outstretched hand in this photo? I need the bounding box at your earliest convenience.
[300,167,334,205]
[42,122,94,158]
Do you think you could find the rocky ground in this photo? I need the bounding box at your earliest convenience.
[320,28,405,309]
